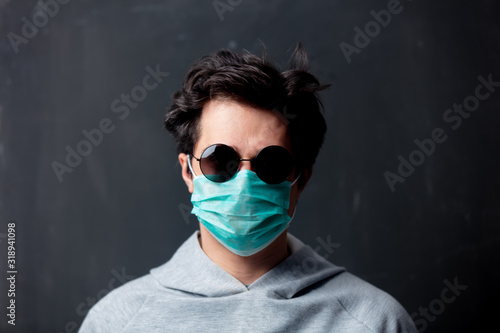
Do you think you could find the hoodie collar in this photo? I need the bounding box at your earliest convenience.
[150,231,345,299]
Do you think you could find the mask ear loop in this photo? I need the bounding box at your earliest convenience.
[187,154,199,179]
[290,173,301,186]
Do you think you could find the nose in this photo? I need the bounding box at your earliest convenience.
[239,160,253,172]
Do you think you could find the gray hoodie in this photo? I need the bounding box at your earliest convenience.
[79,231,417,332]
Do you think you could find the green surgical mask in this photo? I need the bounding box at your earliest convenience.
[189,169,297,256]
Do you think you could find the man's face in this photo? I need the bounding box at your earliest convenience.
[178,98,304,217]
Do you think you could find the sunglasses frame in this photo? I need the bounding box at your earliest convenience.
[188,143,296,184]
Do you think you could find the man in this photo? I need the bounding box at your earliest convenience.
[80,44,417,332]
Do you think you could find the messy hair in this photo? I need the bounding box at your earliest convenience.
[164,43,329,188]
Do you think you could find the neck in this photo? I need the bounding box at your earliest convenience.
[198,224,290,285]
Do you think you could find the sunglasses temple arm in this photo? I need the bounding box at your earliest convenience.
[186,154,198,178]
[291,173,301,186]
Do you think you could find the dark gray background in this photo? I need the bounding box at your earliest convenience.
[1,0,499,332]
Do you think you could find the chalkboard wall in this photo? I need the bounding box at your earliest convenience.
[1,0,499,332]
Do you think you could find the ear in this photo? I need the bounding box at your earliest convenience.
[297,165,313,197]
[179,153,194,193]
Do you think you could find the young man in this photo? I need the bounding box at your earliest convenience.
[80,45,417,332]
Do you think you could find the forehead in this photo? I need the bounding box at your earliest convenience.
[194,99,291,157]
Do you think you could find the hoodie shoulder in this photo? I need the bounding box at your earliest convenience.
[324,271,417,333]
[78,273,157,333]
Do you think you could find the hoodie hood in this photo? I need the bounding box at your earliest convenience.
[150,231,345,299]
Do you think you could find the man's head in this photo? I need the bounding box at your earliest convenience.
[164,44,328,196]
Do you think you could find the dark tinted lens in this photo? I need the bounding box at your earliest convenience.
[253,146,294,184]
[200,144,239,182]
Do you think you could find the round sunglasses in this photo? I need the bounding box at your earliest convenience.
[188,144,295,184]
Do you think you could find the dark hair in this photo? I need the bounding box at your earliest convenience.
[164,43,329,189]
